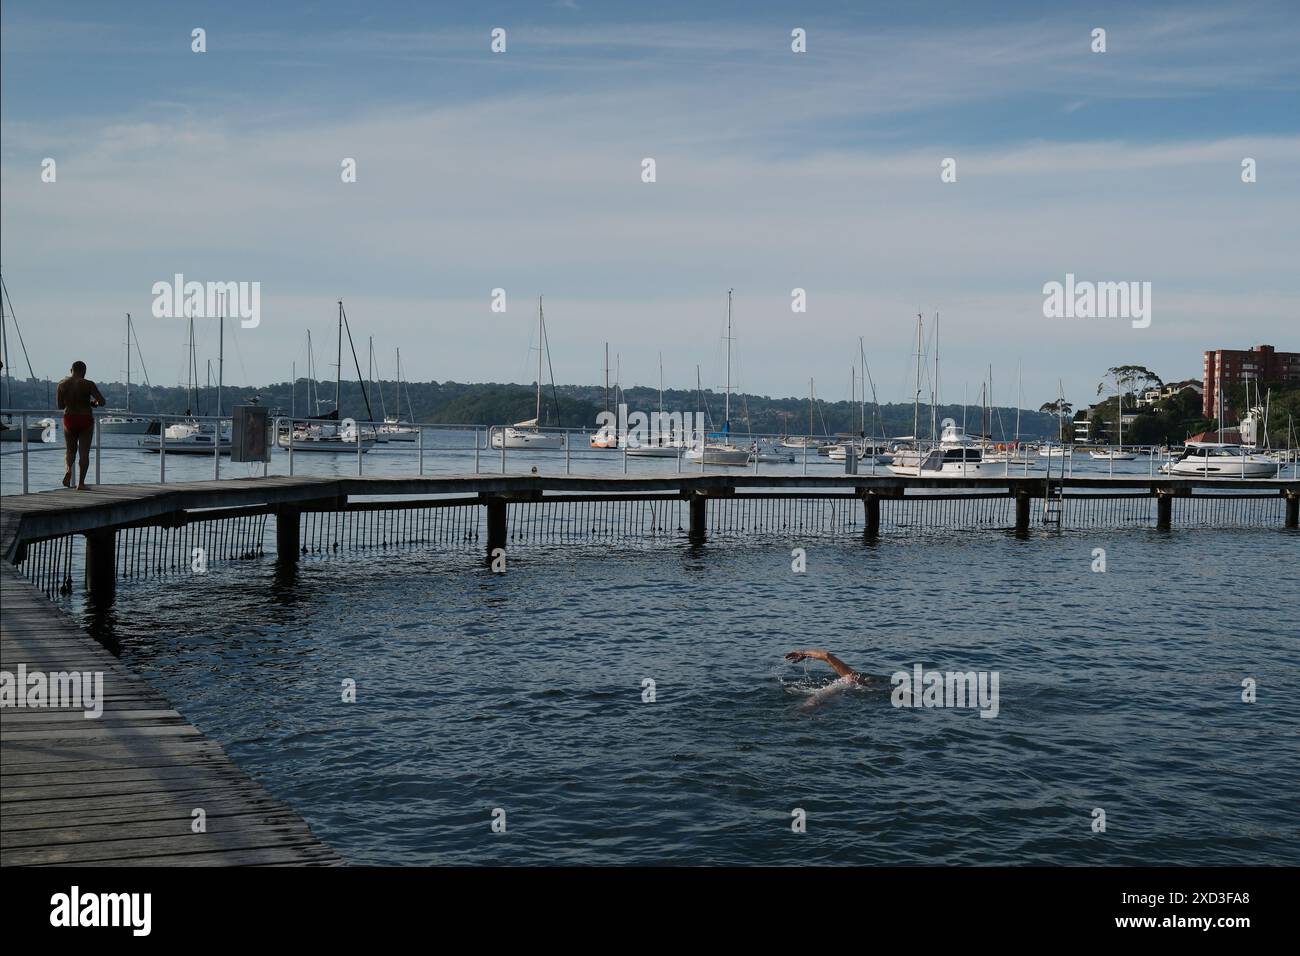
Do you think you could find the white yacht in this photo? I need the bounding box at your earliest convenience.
[140,420,233,455]
[99,413,156,435]
[1090,448,1137,461]
[888,420,993,477]
[376,416,419,442]
[492,418,564,450]
[1159,443,1279,478]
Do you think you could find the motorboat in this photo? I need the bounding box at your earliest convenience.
[1159,442,1279,478]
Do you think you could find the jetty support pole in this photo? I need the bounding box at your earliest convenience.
[276,506,302,559]
[1286,491,1298,529]
[864,491,881,539]
[1014,489,1031,533]
[84,527,116,600]
[689,491,708,543]
[1157,489,1173,530]
[485,495,508,554]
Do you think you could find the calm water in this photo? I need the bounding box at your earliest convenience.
[74,526,1299,866]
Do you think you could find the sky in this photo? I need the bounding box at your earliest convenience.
[1,0,1297,412]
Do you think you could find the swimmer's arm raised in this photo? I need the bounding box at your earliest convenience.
[785,649,859,680]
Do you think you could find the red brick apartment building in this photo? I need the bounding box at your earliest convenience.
[1202,344,1300,419]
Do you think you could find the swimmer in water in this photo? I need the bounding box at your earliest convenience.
[785,649,871,686]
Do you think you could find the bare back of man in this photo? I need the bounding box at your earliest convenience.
[56,362,106,490]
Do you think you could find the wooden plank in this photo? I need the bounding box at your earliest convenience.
[0,560,339,866]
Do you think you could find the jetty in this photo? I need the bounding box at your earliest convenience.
[1,497,341,866]
[1,471,1296,865]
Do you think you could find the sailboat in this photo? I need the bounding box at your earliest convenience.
[373,343,418,442]
[0,274,48,443]
[378,348,419,442]
[590,343,619,449]
[277,301,376,452]
[99,314,159,434]
[1090,377,1136,460]
[684,290,750,466]
[887,314,933,471]
[781,379,831,451]
[626,352,682,457]
[492,297,565,450]
[139,314,232,454]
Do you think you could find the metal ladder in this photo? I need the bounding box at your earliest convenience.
[1043,476,1064,526]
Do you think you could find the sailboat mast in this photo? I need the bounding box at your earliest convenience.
[912,314,922,444]
[808,378,813,437]
[217,295,224,418]
[725,289,733,429]
[125,314,132,413]
[932,311,940,443]
[397,348,413,423]
[334,300,343,417]
[536,296,544,424]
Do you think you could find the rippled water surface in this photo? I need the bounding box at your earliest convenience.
[71,523,1300,866]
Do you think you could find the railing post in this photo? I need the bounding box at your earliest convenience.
[623,444,628,474]
[213,420,221,479]
[500,433,506,474]
[418,427,424,476]
[474,429,480,474]
[94,416,102,485]
[566,436,571,475]
[20,414,29,494]
[357,423,363,475]
[288,421,295,476]
[160,417,167,483]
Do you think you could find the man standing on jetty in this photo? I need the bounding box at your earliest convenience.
[55,361,106,490]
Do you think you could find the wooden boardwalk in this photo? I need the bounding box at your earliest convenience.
[0,505,340,866]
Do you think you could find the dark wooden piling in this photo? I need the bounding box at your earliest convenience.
[485,495,507,553]
[275,505,301,559]
[864,492,881,538]
[83,527,116,601]
[1157,490,1173,530]
[1015,490,1031,533]
[1286,492,1298,529]
[688,491,708,543]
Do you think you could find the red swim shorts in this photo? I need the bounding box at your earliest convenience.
[62,413,94,436]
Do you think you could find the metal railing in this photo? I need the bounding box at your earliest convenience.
[3,407,1297,494]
